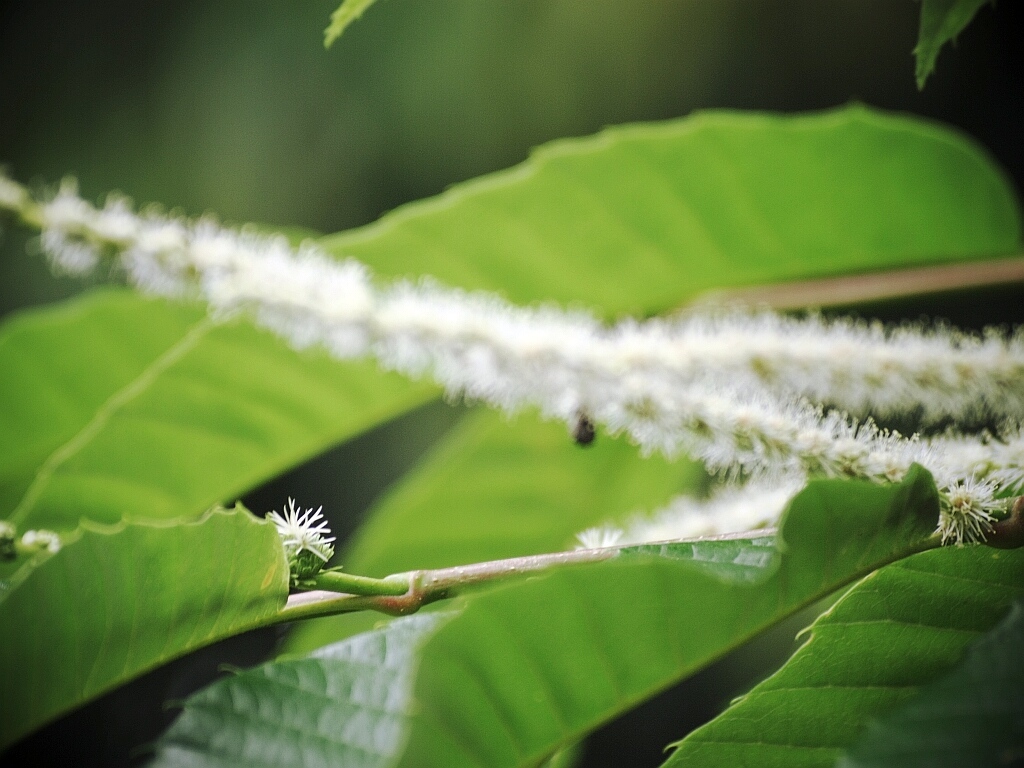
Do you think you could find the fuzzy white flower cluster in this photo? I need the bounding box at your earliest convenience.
[618,479,801,546]
[19,529,61,554]
[268,498,336,581]
[575,479,798,552]
[938,477,1004,546]
[581,453,1020,548]
[2,175,1021,546]
[19,181,1024,425]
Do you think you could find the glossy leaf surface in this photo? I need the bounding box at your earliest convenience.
[0,507,289,751]
[0,290,433,531]
[839,596,1024,768]
[666,546,1024,767]
[156,468,940,768]
[322,106,1020,317]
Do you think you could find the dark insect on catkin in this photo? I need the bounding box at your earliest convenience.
[573,413,596,447]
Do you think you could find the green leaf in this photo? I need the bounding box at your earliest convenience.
[347,409,703,575]
[152,613,448,768]
[149,545,764,768]
[915,0,991,89]
[321,106,1021,317]
[0,506,289,751]
[394,467,939,768]
[0,289,435,531]
[164,467,942,768]
[290,107,1020,652]
[617,534,779,584]
[664,546,1024,767]
[324,0,379,48]
[283,408,703,654]
[839,597,1024,768]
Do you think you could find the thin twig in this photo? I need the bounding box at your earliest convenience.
[273,529,778,623]
[693,255,1024,310]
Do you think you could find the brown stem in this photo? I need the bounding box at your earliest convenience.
[273,529,778,624]
[692,255,1024,310]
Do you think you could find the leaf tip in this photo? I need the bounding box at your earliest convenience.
[323,0,377,49]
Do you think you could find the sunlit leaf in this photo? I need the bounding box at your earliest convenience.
[665,546,1024,767]
[293,104,1022,653]
[0,506,289,750]
[0,290,434,531]
[322,106,1021,317]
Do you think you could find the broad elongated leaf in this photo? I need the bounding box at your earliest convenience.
[153,613,448,768]
[0,289,434,531]
[394,468,939,768]
[151,536,775,768]
[915,0,991,88]
[839,598,1024,768]
[322,106,1021,316]
[0,507,289,751]
[159,468,941,768]
[284,408,703,654]
[665,546,1024,767]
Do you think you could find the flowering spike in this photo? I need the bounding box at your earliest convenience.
[5,173,1024,549]
[614,480,800,545]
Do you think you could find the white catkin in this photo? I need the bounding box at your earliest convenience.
[577,462,1015,546]
[579,479,802,548]
[3,175,1022,545]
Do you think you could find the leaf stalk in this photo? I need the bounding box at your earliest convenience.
[275,528,775,623]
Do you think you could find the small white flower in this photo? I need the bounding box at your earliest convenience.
[938,477,1005,545]
[618,479,801,545]
[268,498,336,581]
[575,526,624,550]
[20,529,61,554]
[0,173,26,209]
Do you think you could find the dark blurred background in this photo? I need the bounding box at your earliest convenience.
[1,1,1022,766]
